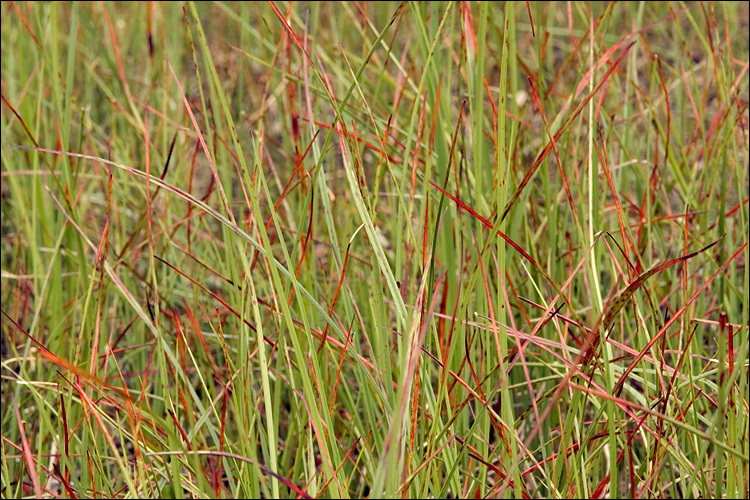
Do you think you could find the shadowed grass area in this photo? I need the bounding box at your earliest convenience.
[1,2,748,498]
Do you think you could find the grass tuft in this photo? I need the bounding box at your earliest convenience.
[2,2,748,498]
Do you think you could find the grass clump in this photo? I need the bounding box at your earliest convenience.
[1,2,748,498]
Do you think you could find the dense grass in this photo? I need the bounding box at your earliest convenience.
[1,2,748,498]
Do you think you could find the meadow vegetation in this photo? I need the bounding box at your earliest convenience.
[1,2,748,498]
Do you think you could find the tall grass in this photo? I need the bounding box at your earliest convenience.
[2,2,748,498]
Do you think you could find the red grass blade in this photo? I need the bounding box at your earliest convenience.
[501,42,635,224]
[613,242,746,395]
